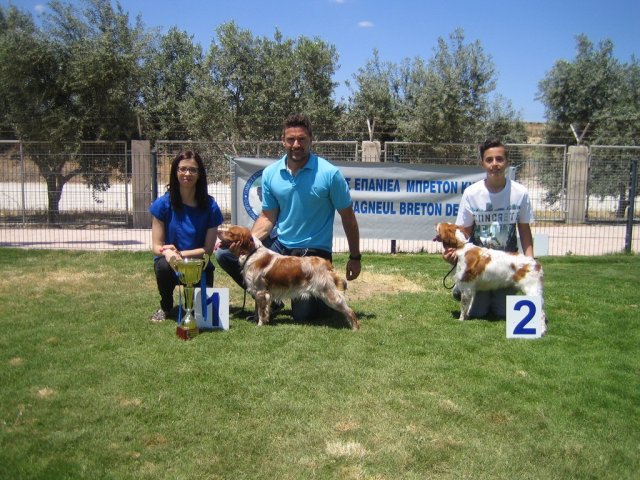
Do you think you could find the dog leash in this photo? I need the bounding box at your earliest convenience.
[442,259,457,290]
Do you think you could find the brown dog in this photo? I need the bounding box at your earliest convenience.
[218,225,359,330]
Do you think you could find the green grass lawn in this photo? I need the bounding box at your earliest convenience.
[1,249,638,479]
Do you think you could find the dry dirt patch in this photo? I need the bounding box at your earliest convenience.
[36,387,56,399]
[347,271,424,302]
[325,440,367,458]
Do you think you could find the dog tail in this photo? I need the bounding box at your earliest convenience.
[333,272,348,292]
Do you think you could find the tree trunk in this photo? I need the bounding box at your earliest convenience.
[616,184,628,219]
[45,172,66,224]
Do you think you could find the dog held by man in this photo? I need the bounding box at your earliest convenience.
[217,225,359,330]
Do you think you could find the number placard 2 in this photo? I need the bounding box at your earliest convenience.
[506,295,544,339]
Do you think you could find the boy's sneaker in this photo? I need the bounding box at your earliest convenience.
[149,309,168,323]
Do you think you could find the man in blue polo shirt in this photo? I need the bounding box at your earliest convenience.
[216,113,362,323]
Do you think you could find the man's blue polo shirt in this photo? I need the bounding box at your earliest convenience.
[261,153,352,251]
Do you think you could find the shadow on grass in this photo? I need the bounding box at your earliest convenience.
[230,304,374,330]
[450,310,505,323]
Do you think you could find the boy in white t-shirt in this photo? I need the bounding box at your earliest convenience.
[442,139,535,318]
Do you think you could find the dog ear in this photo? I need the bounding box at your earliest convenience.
[440,223,463,249]
[240,228,256,252]
[228,226,245,248]
[237,229,246,245]
[233,226,247,244]
[445,223,457,240]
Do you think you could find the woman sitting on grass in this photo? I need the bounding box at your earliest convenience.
[148,150,223,322]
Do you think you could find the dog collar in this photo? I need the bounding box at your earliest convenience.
[239,247,260,270]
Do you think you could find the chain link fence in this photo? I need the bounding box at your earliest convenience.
[1,140,638,255]
[0,140,128,225]
[383,142,569,224]
[587,146,640,221]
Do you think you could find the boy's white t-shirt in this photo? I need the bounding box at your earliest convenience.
[456,178,533,252]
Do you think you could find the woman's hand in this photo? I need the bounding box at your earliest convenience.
[161,245,181,261]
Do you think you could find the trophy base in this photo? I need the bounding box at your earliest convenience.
[176,325,199,340]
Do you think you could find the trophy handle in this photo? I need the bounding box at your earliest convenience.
[201,253,210,272]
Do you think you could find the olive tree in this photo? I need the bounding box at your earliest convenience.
[346,29,523,145]
[537,35,640,215]
[203,22,340,140]
[0,0,153,222]
[400,28,497,143]
[345,49,400,142]
[139,27,205,141]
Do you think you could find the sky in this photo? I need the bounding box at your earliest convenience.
[5,0,640,122]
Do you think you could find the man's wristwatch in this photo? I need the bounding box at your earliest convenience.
[349,254,362,261]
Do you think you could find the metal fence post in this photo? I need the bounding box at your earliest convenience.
[151,147,158,201]
[19,141,26,224]
[625,159,638,254]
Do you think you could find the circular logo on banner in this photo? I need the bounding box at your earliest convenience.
[242,169,264,221]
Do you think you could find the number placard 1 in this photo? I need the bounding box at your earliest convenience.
[195,287,230,330]
[506,295,544,339]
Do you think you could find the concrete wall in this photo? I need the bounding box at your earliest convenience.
[566,145,589,224]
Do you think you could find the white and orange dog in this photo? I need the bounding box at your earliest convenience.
[217,225,359,330]
[434,223,545,329]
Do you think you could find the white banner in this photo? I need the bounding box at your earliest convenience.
[232,157,485,241]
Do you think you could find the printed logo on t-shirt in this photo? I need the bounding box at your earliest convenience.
[471,203,520,252]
